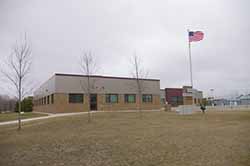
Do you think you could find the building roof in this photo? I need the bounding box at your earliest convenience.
[165,88,183,90]
[34,73,161,98]
[183,86,192,89]
[237,94,250,100]
[55,73,160,81]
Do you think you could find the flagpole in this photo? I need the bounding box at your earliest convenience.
[188,29,193,88]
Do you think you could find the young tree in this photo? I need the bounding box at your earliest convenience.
[0,35,32,130]
[130,53,148,118]
[79,51,97,123]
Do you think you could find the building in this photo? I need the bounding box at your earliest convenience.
[237,94,250,105]
[211,98,230,106]
[33,73,161,113]
[182,86,203,105]
[208,94,250,106]
[165,88,183,107]
[164,86,203,107]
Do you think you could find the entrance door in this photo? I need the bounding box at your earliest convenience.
[90,94,97,111]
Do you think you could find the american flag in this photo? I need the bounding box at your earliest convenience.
[189,31,204,42]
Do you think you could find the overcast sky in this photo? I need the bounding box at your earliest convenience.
[0,0,249,98]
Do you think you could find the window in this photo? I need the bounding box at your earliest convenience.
[142,94,153,103]
[69,94,84,103]
[171,96,178,102]
[106,94,118,103]
[51,94,54,104]
[44,97,46,105]
[47,96,50,104]
[125,94,136,103]
[170,96,183,106]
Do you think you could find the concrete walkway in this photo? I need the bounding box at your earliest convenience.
[0,110,160,126]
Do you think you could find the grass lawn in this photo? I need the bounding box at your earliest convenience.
[0,112,48,123]
[0,111,250,166]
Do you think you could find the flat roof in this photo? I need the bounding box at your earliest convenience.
[55,73,160,81]
[165,88,183,90]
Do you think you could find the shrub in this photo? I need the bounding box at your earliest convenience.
[15,96,33,112]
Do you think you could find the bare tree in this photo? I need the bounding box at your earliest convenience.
[79,51,97,123]
[130,53,148,118]
[0,35,32,130]
[0,95,17,112]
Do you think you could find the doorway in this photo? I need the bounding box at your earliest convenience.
[90,94,97,111]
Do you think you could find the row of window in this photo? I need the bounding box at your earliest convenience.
[34,94,54,106]
[105,94,140,103]
[35,94,153,106]
[69,94,153,104]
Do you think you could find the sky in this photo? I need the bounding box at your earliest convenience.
[0,0,249,98]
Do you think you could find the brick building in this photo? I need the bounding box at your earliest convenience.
[164,86,203,107]
[165,88,183,107]
[33,73,161,113]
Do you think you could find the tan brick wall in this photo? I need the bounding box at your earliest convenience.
[54,93,89,113]
[183,96,193,105]
[33,104,57,113]
[98,94,161,111]
[34,93,89,113]
[34,93,161,113]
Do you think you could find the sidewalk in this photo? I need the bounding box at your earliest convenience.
[0,110,160,126]
[0,112,89,126]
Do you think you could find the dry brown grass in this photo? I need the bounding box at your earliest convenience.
[0,111,250,166]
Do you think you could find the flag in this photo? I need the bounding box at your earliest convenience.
[189,31,204,42]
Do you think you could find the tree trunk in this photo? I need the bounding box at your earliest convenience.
[18,100,21,130]
[137,80,142,119]
[87,75,91,123]
[87,93,91,123]
[138,90,142,119]
[18,78,21,130]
